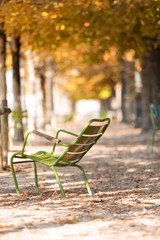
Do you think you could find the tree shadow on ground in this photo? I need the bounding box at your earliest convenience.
[0,123,160,236]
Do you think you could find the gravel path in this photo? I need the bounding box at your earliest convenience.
[0,122,160,240]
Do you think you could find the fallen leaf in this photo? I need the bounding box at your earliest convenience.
[41,178,46,181]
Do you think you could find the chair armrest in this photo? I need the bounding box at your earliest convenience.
[51,129,78,150]
[21,130,61,156]
[21,129,77,155]
[21,131,33,155]
[32,130,61,144]
[56,129,78,138]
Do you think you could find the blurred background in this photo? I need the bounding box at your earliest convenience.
[0,0,160,149]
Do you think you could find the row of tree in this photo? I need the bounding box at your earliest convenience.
[0,0,160,135]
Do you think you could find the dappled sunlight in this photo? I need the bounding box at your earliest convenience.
[0,0,160,239]
[1,122,160,239]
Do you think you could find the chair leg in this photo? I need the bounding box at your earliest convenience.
[33,162,39,194]
[10,155,20,196]
[73,164,92,195]
[51,166,66,198]
[151,130,156,153]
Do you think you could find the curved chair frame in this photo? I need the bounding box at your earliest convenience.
[10,118,110,198]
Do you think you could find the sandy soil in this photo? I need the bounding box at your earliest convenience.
[0,121,160,240]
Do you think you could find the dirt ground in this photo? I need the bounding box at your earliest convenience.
[0,121,160,240]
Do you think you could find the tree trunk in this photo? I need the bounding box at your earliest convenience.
[40,71,46,129]
[45,61,54,129]
[141,45,160,131]
[0,22,6,99]
[121,61,134,123]
[38,59,54,130]
[100,99,108,118]
[10,36,24,143]
[0,22,9,168]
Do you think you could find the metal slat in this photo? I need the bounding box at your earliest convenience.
[76,134,101,144]
[83,125,104,135]
[68,142,93,152]
[153,105,160,116]
[60,151,86,161]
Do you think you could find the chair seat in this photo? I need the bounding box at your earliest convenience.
[25,151,59,166]
[24,151,79,166]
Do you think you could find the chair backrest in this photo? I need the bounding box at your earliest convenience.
[150,104,160,128]
[58,118,110,164]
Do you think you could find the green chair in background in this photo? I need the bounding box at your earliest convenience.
[11,110,28,130]
[9,110,28,146]
[150,104,160,152]
[10,118,110,198]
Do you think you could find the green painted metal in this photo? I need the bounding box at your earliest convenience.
[10,152,21,196]
[10,118,110,197]
[33,162,39,194]
[51,166,66,198]
[71,164,92,195]
[150,104,160,152]
[11,110,28,130]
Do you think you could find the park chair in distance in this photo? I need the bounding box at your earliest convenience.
[9,110,28,146]
[11,110,28,130]
[10,118,110,198]
[150,104,160,152]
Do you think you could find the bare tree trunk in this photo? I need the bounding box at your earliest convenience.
[45,59,54,129]
[0,23,6,99]
[0,22,9,168]
[40,71,46,129]
[141,45,160,131]
[121,61,135,123]
[10,36,24,143]
[38,59,54,130]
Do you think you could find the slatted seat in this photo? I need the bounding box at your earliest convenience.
[150,104,160,152]
[10,118,110,197]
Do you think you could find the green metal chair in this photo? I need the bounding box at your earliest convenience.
[10,118,110,198]
[150,104,160,152]
[9,110,28,146]
[11,110,28,130]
